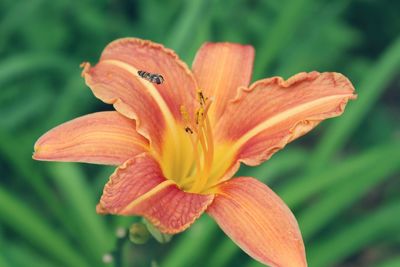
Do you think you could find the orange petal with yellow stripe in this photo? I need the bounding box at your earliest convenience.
[207,177,307,267]
[192,42,254,123]
[216,72,356,167]
[33,111,148,165]
[82,38,198,152]
[97,153,214,234]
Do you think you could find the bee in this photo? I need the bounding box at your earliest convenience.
[137,70,164,84]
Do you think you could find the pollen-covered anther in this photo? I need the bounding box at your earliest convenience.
[185,127,194,134]
[197,90,208,106]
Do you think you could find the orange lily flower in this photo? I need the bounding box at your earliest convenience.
[33,38,356,267]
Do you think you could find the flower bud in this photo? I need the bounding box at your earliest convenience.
[129,222,150,244]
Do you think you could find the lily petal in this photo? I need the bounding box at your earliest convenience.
[207,177,306,267]
[33,111,148,165]
[192,42,254,122]
[97,153,214,234]
[216,72,356,167]
[82,38,198,152]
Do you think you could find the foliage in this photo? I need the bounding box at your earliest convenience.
[0,0,399,266]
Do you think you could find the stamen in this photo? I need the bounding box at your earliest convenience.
[181,105,202,181]
[180,90,215,193]
[188,133,201,177]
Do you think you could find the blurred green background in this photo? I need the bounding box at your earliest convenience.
[1,0,399,266]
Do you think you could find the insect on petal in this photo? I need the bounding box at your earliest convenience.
[82,38,198,153]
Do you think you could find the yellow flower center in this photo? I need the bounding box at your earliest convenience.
[158,90,234,194]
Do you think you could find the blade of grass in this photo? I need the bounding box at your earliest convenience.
[0,0,44,51]
[205,237,240,267]
[0,254,11,267]
[307,36,400,172]
[374,256,400,267]
[0,53,73,88]
[276,2,357,77]
[254,0,312,78]
[299,144,400,239]
[0,185,91,267]
[3,243,59,267]
[43,74,96,131]
[47,163,113,262]
[161,216,218,267]
[0,131,76,232]
[280,141,400,207]
[0,89,51,130]
[307,200,400,267]
[165,0,213,60]
[236,147,306,181]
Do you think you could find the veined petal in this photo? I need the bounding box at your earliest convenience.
[216,72,356,167]
[207,177,306,267]
[82,38,198,152]
[33,111,148,165]
[192,42,254,123]
[97,153,214,234]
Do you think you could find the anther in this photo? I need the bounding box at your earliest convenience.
[185,127,194,134]
[198,91,207,106]
[195,107,205,125]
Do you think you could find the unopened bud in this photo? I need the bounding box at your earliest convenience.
[129,222,150,244]
[143,219,173,244]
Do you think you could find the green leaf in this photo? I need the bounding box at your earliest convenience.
[0,53,73,88]
[280,141,400,208]
[0,186,91,267]
[374,256,400,267]
[47,163,113,261]
[299,143,400,239]
[165,0,214,60]
[161,217,218,267]
[0,132,75,233]
[307,200,400,267]
[254,0,313,78]
[0,254,11,267]
[308,36,400,172]
[2,243,58,267]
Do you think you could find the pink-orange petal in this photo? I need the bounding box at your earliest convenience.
[207,177,307,267]
[216,71,356,166]
[97,153,214,234]
[33,111,148,165]
[82,38,198,153]
[192,42,254,123]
